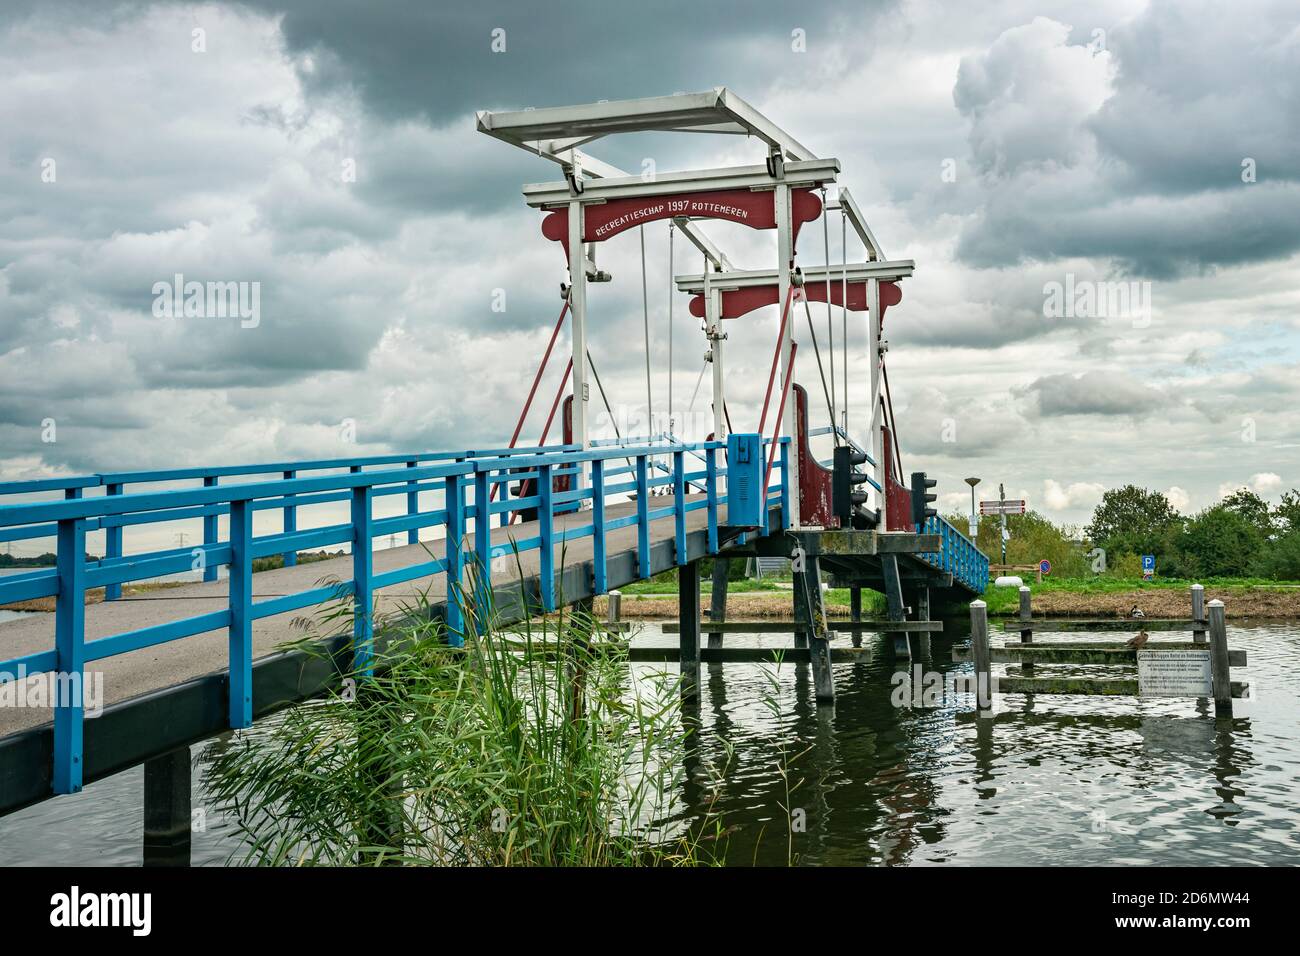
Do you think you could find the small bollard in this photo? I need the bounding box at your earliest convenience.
[607,589,622,627]
[1208,599,1231,716]
[1191,584,1206,644]
[1018,585,1034,675]
[969,599,992,712]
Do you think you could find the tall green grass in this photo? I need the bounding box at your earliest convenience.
[204,561,722,866]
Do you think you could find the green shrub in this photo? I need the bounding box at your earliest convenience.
[1259,529,1300,580]
[1165,506,1262,578]
[1104,551,1143,579]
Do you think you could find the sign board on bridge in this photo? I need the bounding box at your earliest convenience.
[980,499,1026,515]
[1137,648,1212,697]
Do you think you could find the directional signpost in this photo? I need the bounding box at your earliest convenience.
[980,483,1027,565]
[979,498,1027,516]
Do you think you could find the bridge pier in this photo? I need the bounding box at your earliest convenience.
[912,586,932,658]
[679,563,701,700]
[792,558,810,649]
[882,555,913,659]
[707,560,729,650]
[850,587,863,648]
[794,556,835,704]
[142,746,191,867]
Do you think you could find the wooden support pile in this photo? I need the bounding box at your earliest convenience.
[631,549,944,707]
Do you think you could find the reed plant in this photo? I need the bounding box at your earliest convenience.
[203,555,721,866]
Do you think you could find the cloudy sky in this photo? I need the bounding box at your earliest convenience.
[2,0,1298,541]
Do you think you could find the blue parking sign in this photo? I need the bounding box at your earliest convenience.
[1141,554,1155,580]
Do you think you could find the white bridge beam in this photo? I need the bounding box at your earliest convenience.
[521,158,840,207]
[675,259,916,294]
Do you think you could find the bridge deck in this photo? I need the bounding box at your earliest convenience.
[0,495,719,737]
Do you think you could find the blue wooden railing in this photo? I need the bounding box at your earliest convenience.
[0,445,577,600]
[919,515,989,594]
[0,437,791,794]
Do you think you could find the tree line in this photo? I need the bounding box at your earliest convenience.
[946,484,1300,580]
[1084,485,1300,579]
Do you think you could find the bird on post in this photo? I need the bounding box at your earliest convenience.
[1129,605,1145,618]
[1127,630,1150,649]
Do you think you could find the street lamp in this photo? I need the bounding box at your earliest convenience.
[964,477,980,537]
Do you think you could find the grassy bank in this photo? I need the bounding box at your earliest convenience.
[598,575,1300,619]
[976,575,1300,618]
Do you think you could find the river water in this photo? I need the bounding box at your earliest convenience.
[2,620,1297,866]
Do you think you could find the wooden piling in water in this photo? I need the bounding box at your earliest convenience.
[1208,598,1231,716]
[1018,585,1034,675]
[795,556,836,704]
[142,746,191,867]
[678,563,701,700]
[1018,586,1032,643]
[792,560,810,649]
[915,587,932,657]
[1191,584,1206,644]
[882,554,910,658]
[708,560,729,650]
[970,599,992,712]
[850,587,863,648]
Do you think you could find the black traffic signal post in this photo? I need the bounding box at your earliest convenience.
[833,446,878,529]
[910,471,938,530]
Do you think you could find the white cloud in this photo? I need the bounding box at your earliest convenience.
[1218,473,1285,500]
[1166,485,1191,512]
[1251,472,1284,495]
[954,17,1114,178]
[1043,479,1105,511]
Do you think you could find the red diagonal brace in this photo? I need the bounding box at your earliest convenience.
[492,299,569,504]
[762,341,797,499]
[757,284,797,437]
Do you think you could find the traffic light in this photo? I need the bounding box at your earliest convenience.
[833,446,870,527]
[910,471,938,530]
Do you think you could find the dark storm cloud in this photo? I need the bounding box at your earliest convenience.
[222,0,903,219]
[1088,0,1300,196]
[956,180,1300,279]
[952,1,1300,278]
[1016,369,1173,417]
[236,0,892,125]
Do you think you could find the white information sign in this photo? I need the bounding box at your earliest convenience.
[1137,648,1212,698]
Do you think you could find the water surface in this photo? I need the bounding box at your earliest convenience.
[2,621,1296,866]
